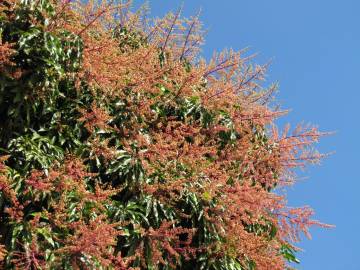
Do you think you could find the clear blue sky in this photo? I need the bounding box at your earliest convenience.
[134,0,359,269]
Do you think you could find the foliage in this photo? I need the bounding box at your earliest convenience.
[0,0,331,269]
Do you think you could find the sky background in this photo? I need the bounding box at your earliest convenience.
[133,1,360,269]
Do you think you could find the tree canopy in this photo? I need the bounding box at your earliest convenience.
[0,1,330,269]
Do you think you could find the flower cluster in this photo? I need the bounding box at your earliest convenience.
[0,0,330,269]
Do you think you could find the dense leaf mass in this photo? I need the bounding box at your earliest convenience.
[0,1,330,269]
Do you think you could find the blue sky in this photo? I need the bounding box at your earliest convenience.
[134,0,360,269]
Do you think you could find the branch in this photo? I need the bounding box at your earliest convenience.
[162,6,182,51]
